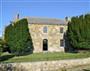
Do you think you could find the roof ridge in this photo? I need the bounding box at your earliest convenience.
[25,16,65,21]
[26,16,67,25]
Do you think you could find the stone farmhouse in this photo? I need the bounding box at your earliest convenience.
[27,17,68,53]
[13,15,68,53]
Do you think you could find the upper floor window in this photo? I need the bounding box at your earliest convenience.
[60,27,64,33]
[43,26,47,33]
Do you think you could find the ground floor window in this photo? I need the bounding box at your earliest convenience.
[60,39,64,47]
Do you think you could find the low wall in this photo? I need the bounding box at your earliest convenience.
[0,57,90,71]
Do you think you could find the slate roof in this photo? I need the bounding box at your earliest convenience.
[27,17,67,25]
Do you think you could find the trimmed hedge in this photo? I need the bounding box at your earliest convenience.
[4,18,33,55]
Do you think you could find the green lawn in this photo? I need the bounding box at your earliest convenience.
[0,52,90,63]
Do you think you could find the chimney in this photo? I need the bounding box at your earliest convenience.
[65,16,68,22]
[16,14,19,19]
[15,14,19,20]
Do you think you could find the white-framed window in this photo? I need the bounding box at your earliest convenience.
[43,26,47,33]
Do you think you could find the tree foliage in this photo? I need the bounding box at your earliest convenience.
[0,38,3,55]
[67,14,90,49]
[4,18,33,55]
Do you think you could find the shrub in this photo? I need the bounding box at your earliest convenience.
[4,18,33,55]
[0,38,3,55]
[67,14,90,49]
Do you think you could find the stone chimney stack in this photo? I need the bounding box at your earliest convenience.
[11,14,20,26]
[16,14,19,19]
[65,16,68,24]
[65,16,68,22]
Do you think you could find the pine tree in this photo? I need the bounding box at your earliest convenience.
[4,18,33,55]
[67,14,90,49]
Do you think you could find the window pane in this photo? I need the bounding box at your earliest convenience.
[60,39,64,47]
[60,27,64,33]
[43,26,47,33]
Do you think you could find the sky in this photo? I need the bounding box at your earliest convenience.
[0,0,90,37]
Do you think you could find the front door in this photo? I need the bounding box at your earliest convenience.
[43,39,48,51]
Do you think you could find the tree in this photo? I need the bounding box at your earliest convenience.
[67,14,90,50]
[0,38,3,55]
[4,18,33,55]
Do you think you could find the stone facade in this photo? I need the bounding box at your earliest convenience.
[27,17,67,53]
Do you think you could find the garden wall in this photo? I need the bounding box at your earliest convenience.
[0,57,90,71]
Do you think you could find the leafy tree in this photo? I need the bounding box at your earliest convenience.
[4,18,33,55]
[67,14,90,50]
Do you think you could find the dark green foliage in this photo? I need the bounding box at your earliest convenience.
[4,18,33,55]
[0,39,3,55]
[67,14,90,49]
[0,38,10,53]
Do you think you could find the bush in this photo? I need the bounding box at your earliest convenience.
[0,38,3,55]
[4,18,33,55]
[0,38,10,53]
[67,14,90,49]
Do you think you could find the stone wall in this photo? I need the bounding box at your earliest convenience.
[0,58,90,71]
[28,24,67,53]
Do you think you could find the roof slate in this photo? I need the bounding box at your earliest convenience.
[27,17,67,25]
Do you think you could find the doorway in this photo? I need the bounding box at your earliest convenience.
[43,39,48,51]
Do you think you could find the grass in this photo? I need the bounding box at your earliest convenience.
[0,51,90,63]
